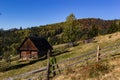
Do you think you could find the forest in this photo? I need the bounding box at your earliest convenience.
[0,14,120,57]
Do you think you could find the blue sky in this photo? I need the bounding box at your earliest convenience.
[0,0,120,30]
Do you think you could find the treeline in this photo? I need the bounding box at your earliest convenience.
[0,14,120,56]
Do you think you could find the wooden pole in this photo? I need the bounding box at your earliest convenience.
[46,50,50,80]
[54,56,61,74]
[51,56,61,76]
[51,57,56,77]
[96,45,100,62]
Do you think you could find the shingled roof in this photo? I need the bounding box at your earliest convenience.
[29,37,53,50]
[18,36,53,51]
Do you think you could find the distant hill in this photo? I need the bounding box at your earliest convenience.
[0,18,120,56]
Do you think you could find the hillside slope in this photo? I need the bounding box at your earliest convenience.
[52,32,120,80]
[1,32,120,80]
[52,57,120,80]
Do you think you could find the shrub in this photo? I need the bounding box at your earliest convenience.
[0,60,11,72]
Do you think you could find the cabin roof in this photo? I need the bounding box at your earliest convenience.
[18,36,53,51]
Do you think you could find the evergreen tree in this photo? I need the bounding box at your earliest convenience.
[63,13,79,46]
[88,25,99,39]
[66,13,76,22]
[107,21,118,34]
[20,26,22,30]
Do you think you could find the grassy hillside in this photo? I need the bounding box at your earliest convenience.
[0,18,120,57]
[0,32,120,80]
[52,32,120,80]
[52,57,120,80]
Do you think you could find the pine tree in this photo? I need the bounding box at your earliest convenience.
[87,25,99,39]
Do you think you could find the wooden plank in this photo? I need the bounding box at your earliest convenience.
[5,67,47,80]
[51,55,96,73]
[100,48,120,58]
[46,50,50,80]
[51,50,96,67]
[101,43,120,51]
[96,45,100,62]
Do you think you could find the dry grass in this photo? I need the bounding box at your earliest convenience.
[52,32,120,80]
[101,58,120,80]
[96,32,120,43]
[53,43,67,49]
[0,60,47,80]
[52,57,120,80]
[1,32,120,80]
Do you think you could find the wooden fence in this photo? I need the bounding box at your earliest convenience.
[5,43,120,80]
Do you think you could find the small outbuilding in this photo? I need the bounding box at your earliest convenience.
[18,36,52,60]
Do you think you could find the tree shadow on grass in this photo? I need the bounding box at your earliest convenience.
[4,46,72,72]
[51,49,70,57]
[5,50,69,71]
[5,56,47,71]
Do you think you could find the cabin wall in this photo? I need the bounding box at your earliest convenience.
[31,51,38,59]
[21,51,28,60]
[20,51,38,60]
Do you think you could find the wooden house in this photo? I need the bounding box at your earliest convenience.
[18,37,52,60]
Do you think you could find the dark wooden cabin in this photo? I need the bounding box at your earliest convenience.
[18,37,52,60]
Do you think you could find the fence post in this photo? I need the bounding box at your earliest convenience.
[51,56,61,76]
[50,56,56,77]
[46,50,50,80]
[96,45,100,62]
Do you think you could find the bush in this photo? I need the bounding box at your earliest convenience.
[0,60,11,72]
